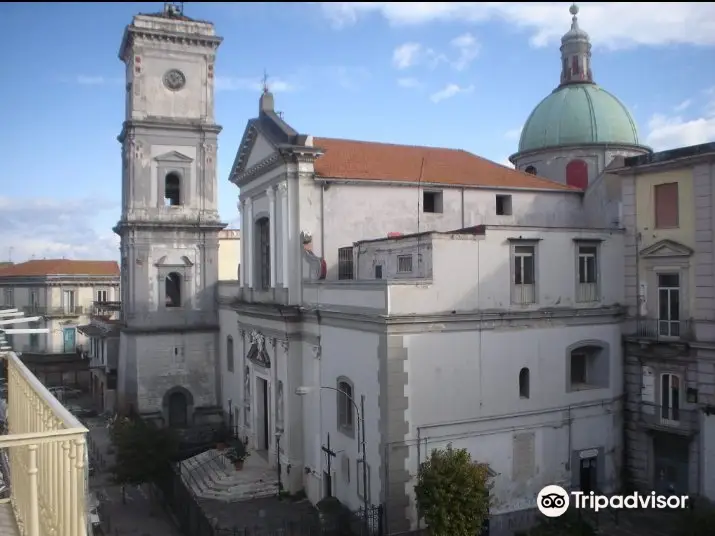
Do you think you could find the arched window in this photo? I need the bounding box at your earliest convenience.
[227,335,234,373]
[337,378,355,436]
[566,159,589,190]
[519,367,530,399]
[256,217,271,289]
[164,172,181,206]
[165,272,182,308]
[524,165,537,175]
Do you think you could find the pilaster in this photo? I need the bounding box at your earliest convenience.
[267,187,277,288]
[279,182,289,287]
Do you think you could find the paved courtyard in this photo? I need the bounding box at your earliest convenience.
[85,417,180,536]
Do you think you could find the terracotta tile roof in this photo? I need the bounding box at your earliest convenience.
[312,138,578,191]
[0,260,120,278]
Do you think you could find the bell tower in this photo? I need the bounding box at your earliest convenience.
[114,3,225,426]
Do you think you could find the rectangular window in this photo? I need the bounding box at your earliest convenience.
[397,255,413,273]
[661,373,681,423]
[62,290,76,313]
[96,289,108,302]
[226,336,234,373]
[29,321,39,349]
[3,288,14,307]
[654,182,679,229]
[658,273,680,337]
[422,191,443,214]
[577,244,599,302]
[30,288,39,308]
[374,265,383,279]
[512,244,535,304]
[496,194,513,216]
[338,247,354,280]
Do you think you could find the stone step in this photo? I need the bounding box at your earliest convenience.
[198,482,278,502]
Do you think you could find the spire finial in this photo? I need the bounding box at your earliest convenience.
[262,69,269,94]
[569,3,579,28]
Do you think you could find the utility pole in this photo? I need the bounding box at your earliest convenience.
[322,433,336,497]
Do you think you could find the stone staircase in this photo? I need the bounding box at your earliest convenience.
[179,448,279,503]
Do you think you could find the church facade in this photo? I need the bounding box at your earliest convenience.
[214,8,636,533]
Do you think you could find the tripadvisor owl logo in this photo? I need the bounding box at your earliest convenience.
[537,485,570,517]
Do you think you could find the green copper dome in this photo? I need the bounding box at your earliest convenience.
[518,83,641,154]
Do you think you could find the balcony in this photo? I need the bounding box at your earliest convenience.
[23,306,84,319]
[639,402,700,435]
[0,351,89,536]
[625,317,692,342]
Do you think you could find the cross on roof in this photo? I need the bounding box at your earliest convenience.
[262,70,269,93]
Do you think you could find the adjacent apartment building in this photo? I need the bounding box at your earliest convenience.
[612,142,715,501]
[0,259,120,354]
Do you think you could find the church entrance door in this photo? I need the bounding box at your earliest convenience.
[168,392,188,428]
[256,378,269,451]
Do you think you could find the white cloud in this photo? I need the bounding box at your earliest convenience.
[75,75,121,86]
[430,83,474,103]
[499,158,515,169]
[505,126,523,140]
[450,33,480,71]
[645,91,715,150]
[397,77,421,88]
[392,34,478,72]
[0,197,119,263]
[393,43,422,69]
[319,2,715,49]
[674,99,692,113]
[215,76,296,93]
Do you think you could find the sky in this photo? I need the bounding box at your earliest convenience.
[1,1,714,263]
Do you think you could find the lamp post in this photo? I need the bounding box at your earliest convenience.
[296,386,368,527]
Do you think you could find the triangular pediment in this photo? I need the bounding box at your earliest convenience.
[640,239,693,258]
[230,121,278,180]
[154,151,193,163]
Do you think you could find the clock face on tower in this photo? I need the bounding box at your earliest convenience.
[163,69,186,91]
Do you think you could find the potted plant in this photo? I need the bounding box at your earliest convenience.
[225,438,249,470]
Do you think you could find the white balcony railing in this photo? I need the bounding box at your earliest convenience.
[0,351,89,536]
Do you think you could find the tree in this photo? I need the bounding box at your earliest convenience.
[414,444,492,536]
[109,416,178,510]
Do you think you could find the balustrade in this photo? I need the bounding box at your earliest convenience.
[0,351,89,536]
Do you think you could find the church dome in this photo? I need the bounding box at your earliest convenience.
[518,83,641,153]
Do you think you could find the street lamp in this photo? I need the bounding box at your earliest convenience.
[296,385,368,527]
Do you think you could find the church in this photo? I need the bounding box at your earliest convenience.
[114,4,650,535]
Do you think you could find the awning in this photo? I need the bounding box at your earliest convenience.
[77,324,102,338]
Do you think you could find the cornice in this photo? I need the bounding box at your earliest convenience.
[119,26,222,62]
[113,219,227,234]
[231,154,284,187]
[118,119,221,143]
[509,142,651,164]
[0,276,119,286]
